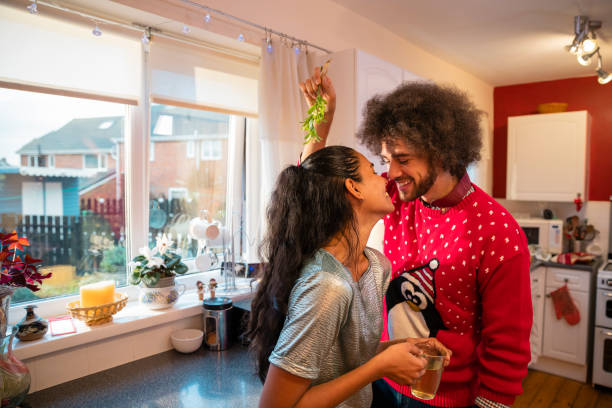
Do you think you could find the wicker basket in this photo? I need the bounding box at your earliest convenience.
[66,293,128,326]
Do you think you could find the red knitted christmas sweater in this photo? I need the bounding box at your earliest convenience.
[381,179,532,407]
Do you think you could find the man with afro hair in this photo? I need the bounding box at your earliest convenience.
[300,68,531,408]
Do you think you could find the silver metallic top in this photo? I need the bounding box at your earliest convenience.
[269,247,391,408]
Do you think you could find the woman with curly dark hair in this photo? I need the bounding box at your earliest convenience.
[247,145,450,408]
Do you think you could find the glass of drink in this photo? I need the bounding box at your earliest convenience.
[410,342,445,400]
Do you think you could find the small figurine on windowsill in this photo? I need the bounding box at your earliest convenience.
[196,280,205,301]
[209,278,217,299]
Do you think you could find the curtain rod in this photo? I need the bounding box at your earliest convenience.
[33,0,260,63]
[178,0,332,54]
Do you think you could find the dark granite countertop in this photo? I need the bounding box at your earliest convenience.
[25,344,262,408]
[530,256,603,273]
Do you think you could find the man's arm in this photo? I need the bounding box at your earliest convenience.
[299,66,336,161]
[476,248,532,407]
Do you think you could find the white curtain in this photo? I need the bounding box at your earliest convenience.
[245,41,325,262]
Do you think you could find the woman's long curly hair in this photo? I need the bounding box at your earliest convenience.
[356,82,483,178]
[246,145,362,383]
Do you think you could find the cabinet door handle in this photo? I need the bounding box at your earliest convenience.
[602,330,612,337]
[604,292,612,298]
[535,295,542,299]
[545,294,551,298]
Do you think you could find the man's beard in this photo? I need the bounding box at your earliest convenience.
[397,166,437,202]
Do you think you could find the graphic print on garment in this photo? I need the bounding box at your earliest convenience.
[386,259,447,339]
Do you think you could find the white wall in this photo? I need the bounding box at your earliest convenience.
[499,199,610,258]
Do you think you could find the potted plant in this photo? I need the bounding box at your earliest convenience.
[128,234,188,309]
[0,231,51,406]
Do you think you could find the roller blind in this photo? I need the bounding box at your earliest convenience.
[0,3,141,99]
[151,38,259,115]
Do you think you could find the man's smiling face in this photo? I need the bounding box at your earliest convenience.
[380,139,437,202]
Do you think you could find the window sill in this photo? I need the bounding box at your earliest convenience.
[13,275,255,362]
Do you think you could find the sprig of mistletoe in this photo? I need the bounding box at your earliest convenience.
[301,60,331,144]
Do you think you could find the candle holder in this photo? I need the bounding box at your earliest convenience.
[66,293,128,326]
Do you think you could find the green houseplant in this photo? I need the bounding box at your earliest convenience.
[129,235,188,310]
[128,234,188,287]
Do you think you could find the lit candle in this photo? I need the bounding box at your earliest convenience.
[79,281,116,307]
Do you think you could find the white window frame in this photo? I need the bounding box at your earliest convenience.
[3,20,251,329]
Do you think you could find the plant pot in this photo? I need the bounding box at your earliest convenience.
[138,277,186,310]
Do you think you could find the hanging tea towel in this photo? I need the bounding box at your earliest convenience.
[550,284,580,325]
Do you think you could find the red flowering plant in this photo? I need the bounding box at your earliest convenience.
[0,231,50,292]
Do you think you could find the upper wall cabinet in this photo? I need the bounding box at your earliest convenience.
[506,110,590,202]
[317,49,425,174]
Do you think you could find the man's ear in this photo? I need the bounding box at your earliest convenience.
[345,178,364,200]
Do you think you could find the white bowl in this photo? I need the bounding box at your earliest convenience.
[170,329,204,353]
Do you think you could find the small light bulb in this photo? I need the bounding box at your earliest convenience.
[204,13,211,23]
[294,44,301,55]
[92,24,102,37]
[597,70,612,85]
[141,32,150,45]
[237,33,245,42]
[582,38,597,54]
[27,1,38,14]
[267,43,273,53]
[577,53,592,66]
[182,25,191,34]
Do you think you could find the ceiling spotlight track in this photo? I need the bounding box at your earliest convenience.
[566,16,608,85]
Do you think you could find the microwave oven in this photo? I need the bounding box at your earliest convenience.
[516,218,563,255]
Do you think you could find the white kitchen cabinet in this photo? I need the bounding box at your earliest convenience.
[530,266,594,382]
[542,288,588,364]
[506,110,590,201]
[530,267,546,362]
[316,49,424,174]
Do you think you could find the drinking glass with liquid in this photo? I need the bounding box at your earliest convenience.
[410,342,445,400]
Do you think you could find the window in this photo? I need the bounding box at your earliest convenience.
[186,140,195,158]
[83,154,108,169]
[1,1,256,311]
[148,104,234,272]
[201,140,223,161]
[0,87,127,305]
[28,155,50,167]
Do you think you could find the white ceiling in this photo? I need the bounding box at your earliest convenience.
[330,0,612,86]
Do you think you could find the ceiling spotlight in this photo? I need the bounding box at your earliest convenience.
[582,37,598,54]
[204,13,211,23]
[182,25,191,34]
[237,33,245,42]
[596,53,611,85]
[92,23,102,37]
[27,0,38,14]
[265,30,273,53]
[597,69,611,84]
[577,48,598,66]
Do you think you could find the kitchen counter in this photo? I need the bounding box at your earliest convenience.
[530,256,603,273]
[24,344,262,408]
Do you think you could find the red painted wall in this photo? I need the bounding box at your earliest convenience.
[493,76,612,201]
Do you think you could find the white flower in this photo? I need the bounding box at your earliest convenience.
[156,234,174,255]
[148,256,165,269]
[139,246,157,258]
[139,246,164,269]
[127,261,139,269]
